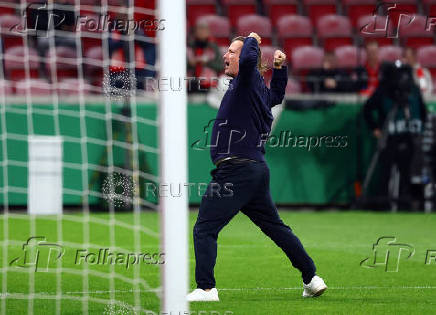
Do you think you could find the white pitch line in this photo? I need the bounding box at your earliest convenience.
[43,286,436,295]
[220,286,436,291]
[2,286,436,299]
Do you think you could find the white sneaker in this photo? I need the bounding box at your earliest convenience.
[187,288,219,302]
[302,275,327,298]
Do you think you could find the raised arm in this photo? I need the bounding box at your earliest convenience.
[269,50,288,106]
[239,33,261,78]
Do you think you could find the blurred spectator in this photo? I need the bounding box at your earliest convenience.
[360,41,379,95]
[307,52,353,93]
[108,1,156,86]
[363,62,427,210]
[27,0,76,76]
[403,47,433,97]
[187,21,223,93]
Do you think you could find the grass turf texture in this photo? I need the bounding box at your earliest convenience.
[0,211,435,314]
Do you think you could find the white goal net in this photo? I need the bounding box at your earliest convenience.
[0,0,188,314]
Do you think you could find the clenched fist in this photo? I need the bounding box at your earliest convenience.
[248,32,261,44]
[273,50,286,69]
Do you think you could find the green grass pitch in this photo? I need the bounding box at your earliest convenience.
[1,210,436,314]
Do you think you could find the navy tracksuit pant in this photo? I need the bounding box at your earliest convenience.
[193,159,316,289]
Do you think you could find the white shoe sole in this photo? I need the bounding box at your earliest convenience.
[312,285,327,297]
[304,285,327,298]
[187,297,219,302]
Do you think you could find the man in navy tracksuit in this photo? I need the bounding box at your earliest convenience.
[187,33,327,302]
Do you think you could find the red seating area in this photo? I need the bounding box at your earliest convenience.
[183,0,436,94]
[0,0,156,95]
[1,0,436,95]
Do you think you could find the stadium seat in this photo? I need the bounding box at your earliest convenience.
[303,0,337,27]
[0,80,13,95]
[84,46,103,86]
[286,78,302,94]
[378,46,403,63]
[417,45,436,77]
[237,15,272,45]
[58,79,95,95]
[261,46,276,68]
[357,15,393,46]
[79,0,98,15]
[277,15,313,60]
[15,79,53,95]
[398,15,434,49]
[186,0,217,26]
[108,0,123,5]
[263,0,298,27]
[292,46,324,71]
[85,46,103,63]
[423,0,436,16]
[316,15,353,52]
[134,0,157,38]
[4,47,39,81]
[46,47,78,80]
[0,0,15,15]
[79,15,103,54]
[385,0,417,14]
[334,46,367,68]
[433,77,436,94]
[381,0,418,30]
[342,0,377,27]
[197,15,231,46]
[0,15,24,49]
[80,0,97,4]
[222,0,257,27]
[292,46,324,91]
[259,46,276,85]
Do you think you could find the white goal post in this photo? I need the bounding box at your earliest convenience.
[158,0,189,313]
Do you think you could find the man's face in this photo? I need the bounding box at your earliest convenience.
[223,40,243,77]
[323,54,336,70]
[366,43,379,62]
[404,49,416,66]
[195,25,210,42]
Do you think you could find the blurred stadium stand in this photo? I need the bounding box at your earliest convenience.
[1,0,436,95]
[237,14,273,45]
[334,46,367,68]
[316,14,353,51]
